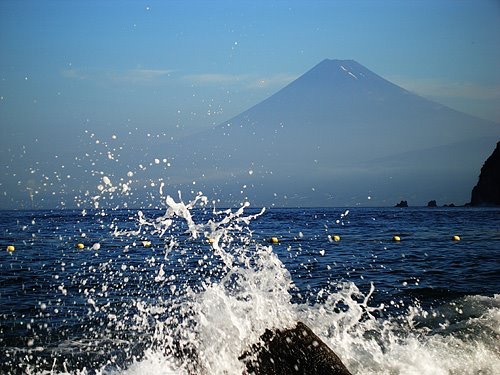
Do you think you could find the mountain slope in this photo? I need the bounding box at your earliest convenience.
[168,59,500,206]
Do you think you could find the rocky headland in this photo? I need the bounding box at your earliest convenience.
[469,141,500,206]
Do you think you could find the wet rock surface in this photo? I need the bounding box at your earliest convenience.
[240,321,352,375]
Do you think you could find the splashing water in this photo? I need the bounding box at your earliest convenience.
[107,192,297,374]
[2,180,499,374]
[74,195,500,373]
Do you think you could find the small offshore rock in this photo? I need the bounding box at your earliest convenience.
[395,200,408,208]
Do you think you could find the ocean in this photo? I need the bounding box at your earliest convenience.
[1,198,499,374]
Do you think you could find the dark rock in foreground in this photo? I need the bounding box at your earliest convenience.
[395,200,408,208]
[240,321,352,375]
[470,141,500,206]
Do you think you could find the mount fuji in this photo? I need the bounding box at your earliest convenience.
[168,59,500,207]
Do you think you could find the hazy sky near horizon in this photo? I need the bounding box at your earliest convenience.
[1,0,500,208]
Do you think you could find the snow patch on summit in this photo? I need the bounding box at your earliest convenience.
[348,72,358,80]
[340,65,358,79]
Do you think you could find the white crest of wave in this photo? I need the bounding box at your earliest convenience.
[190,245,296,373]
[300,291,500,374]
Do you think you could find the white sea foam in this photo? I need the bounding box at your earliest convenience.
[28,190,500,375]
[109,290,499,375]
[106,195,500,375]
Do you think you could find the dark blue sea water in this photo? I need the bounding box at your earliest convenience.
[1,204,499,374]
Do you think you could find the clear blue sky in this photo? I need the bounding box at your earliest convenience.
[1,0,499,208]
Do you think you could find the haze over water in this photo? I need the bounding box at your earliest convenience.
[1,1,500,209]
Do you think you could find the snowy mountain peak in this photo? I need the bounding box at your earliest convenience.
[172,59,500,206]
